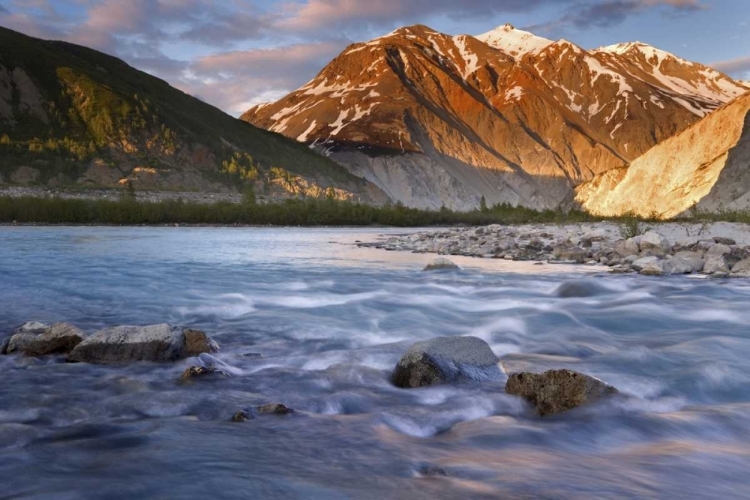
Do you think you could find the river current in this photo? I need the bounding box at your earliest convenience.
[1,227,749,499]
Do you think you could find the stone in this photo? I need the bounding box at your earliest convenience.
[505,369,618,416]
[423,258,459,271]
[638,232,671,253]
[703,254,730,275]
[256,403,293,415]
[231,410,251,422]
[714,237,736,245]
[6,323,85,357]
[707,243,732,256]
[392,336,503,388]
[553,246,589,263]
[68,324,218,364]
[554,280,613,298]
[610,264,633,274]
[673,251,705,273]
[631,256,660,272]
[16,321,50,334]
[0,337,9,355]
[639,259,671,276]
[183,329,219,357]
[180,366,225,380]
[666,257,695,275]
[613,239,640,257]
[731,258,750,276]
[416,465,448,477]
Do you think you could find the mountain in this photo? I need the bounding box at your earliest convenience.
[242,24,748,210]
[576,92,750,218]
[0,27,385,202]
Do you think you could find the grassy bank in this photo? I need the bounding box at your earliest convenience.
[0,196,601,226]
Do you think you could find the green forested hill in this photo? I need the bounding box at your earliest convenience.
[0,27,383,201]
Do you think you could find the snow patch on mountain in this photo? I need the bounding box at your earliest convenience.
[476,24,552,59]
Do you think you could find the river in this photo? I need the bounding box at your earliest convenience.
[1,227,748,499]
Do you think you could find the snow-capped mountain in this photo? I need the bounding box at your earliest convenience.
[243,24,748,210]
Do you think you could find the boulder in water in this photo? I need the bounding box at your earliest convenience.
[554,280,613,298]
[423,258,459,271]
[5,323,85,357]
[392,336,503,388]
[68,324,218,364]
[505,369,618,416]
[256,403,293,415]
[180,366,227,380]
[231,403,294,422]
[231,410,251,422]
[183,329,220,357]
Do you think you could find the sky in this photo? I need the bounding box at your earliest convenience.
[1,0,749,116]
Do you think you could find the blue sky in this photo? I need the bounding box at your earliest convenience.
[1,0,748,115]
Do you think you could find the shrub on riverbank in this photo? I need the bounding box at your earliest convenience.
[0,196,598,226]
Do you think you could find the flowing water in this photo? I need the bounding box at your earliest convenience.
[1,227,749,499]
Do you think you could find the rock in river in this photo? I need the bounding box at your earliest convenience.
[5,323,85,357]
[68,324,218,365]
[423,258,459,271]
[392,336,503,388]
[505,369,618,416]
[180,366,227,380]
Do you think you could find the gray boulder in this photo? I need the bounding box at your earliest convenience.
[0,337,9,355]
[6,323,85,357]
[638,232,671,254]
[423,258,459,271]
[714,237,736,246]
[392,336,503,388]
[16,321,49,333]
[613,239,639,257]
[665,257,695,275]
[674,251,705,273]
[706,243,732,256]
[68,324,218,364]
[638,259,671,276]
[553,246,589,263]
[703,254,730,275]
[505,369,618,416]
[732,258,750,276]
[554,280,613,298]
[631,256,660,272]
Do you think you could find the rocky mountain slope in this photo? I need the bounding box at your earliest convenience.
[0,27,385,203]
[243,24,747,210]
[576,92,750,218]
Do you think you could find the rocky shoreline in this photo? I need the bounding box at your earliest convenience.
[361,222,750,277]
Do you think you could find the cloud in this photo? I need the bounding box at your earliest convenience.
[185,40,347,114]
[712,56,750,76]
[0,0,721,116]
[276,0,549,33]
[527,0,706,33]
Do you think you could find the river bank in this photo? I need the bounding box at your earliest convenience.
[361,221,750,277]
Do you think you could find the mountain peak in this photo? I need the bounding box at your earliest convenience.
[475,24,552,59]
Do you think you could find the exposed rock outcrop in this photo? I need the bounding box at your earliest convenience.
[505,369,618,416]
[578,92,750,217]
[392,336,503,388]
